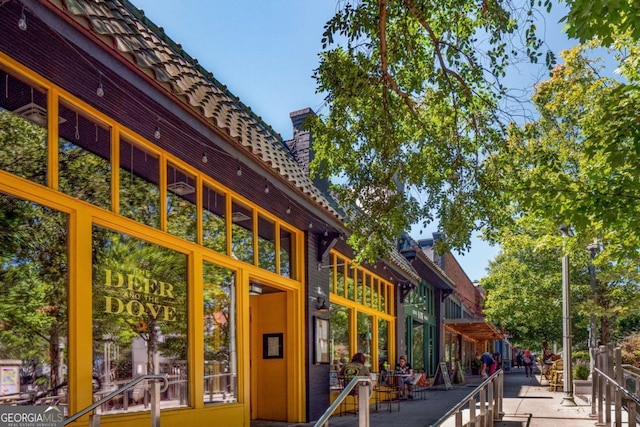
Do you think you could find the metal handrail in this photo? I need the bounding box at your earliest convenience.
[64,374,169,425]
[314,375,372,427]
[594,367,640,405]
[429,369,503,427]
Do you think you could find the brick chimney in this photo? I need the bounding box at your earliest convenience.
[286,108,330,193]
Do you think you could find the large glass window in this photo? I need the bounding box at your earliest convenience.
[257,215,275,273]
[356,312,372,368]
[0,193,68,408]
[167,163,196,242]
[119,138,160,228]
[202,184,226,254]
[0,68,47,186]
[279,227,293,278]
[330,305,350,369]
[92,226,188,413]
[58,101,111,210]
[203,262,237,404]
[412,322,425,371]
[231,199,253,264]
[377,319,389,372]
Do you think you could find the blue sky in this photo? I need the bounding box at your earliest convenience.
[131,0,578,282]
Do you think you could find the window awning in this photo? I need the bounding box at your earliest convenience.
[444,319,503,341]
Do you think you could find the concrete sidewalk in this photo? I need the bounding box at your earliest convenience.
[252,366,606,427]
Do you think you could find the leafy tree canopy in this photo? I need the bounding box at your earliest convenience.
[307,0,552,262]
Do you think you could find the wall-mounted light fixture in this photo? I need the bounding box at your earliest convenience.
[316,296,330,313]
[18,7,27,31]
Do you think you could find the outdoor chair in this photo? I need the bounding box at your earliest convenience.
[548,359,564,392]
[373,372,400,412]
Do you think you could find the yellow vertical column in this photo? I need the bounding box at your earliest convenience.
[68,209,93,419]
[190,252,204,409]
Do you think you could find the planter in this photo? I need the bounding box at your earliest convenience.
[573,379,592,396]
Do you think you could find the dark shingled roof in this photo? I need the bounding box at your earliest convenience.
[50,0,340,220]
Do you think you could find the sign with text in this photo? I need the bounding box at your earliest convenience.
[0,406,64,427]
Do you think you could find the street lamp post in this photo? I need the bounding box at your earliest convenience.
[560,225,576,406]
[587,239,599,375]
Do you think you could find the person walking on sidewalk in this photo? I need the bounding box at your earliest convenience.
[523,349,534,377]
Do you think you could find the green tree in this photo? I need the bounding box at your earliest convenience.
[484,44,640,346]
[307,0,551,261]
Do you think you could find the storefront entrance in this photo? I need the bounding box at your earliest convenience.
[250,284,288,422]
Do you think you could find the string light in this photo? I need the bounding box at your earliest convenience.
[18,7,27,31]
[236,166,242,176]
[264,182,270,194]
[96,72,104,97]
[154,125,161,139]
[286,205,291,214]
[202,152,208,163]
[309,222,313,229]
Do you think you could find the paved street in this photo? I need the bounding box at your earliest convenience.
[252,366,618,427]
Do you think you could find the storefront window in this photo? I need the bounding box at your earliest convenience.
[355,270,363,304]
[58,101,111,210]
[257,215,275,273]
[231,199,253,264]
[279,227,293,278]
[0,193,68,407]
[92,226,188,413]
[336,267,345,297]
[356,312,372,368]
[0,68,47,186]
[203,262,237,404]
[378,319,389,372]
[412,322,425,371]
[202,184,226,254]
[330,305,349,368]
[346,264,354,300]
[167,163,196,242]
[119,138,160,228]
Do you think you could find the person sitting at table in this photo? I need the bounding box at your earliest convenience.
[339,352,370,379]
[394,355,415,400]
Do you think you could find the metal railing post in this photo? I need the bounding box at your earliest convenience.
[615,348,622,427]
[597,345,605,426]
[357,382,370,427]
[480,388,486,427]
[606,346,612,426]
[487,380,494,427]
[469,396,477,427]
[590,347,597,418]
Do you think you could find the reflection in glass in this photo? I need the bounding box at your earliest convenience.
[203,262,237,404]
[0,193,68,408]
[119,138,160,228]
[58,101,111,210]
[347,264,354,301]
[257,215,275,273]
[231,200,253,264]
[378,319,389,372]
[92,226,188,413]
[279,227,292,278]
[330,305,349,367]
[412,322,425,371]
[202,184,226,254]
[0,69,47,185]
[167,163,196,242]
[336,266,345,297]
[356,312,372,368]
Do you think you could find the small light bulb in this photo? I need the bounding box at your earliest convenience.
[286,206,291,214]
[18,9,27,31]
[96,82,104,97]
[309,222,313,229]
[324,230,328,237]
[154,126,161,139]
[202,152,208,163]
[264,184,269,194]
[237,166,242,176]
